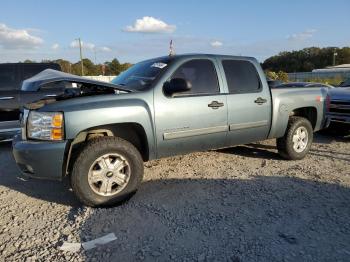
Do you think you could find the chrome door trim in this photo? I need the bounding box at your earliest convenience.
[163,125,228,140]
[0,127,20,133]
[229,120,268,131]
[0,96,15,100]
[0,120,20,125]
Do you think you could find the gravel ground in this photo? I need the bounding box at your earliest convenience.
[0,133,349,261]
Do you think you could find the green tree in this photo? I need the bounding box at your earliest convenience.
[23,59,36,63]
[265,70,278,80]
[27,57,133,76]
[265,70,288,82]
[277,71,288,82]
[52,59,72,73]
[262,47,350,72]
[104,59,132,75]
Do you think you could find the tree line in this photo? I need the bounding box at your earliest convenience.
[22,46,350,77]
[262,47,350,73]
[23,58,133,76]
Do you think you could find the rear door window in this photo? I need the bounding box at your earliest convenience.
[21,64,47,81]
[222,60,261,94]
[0,64,17,90]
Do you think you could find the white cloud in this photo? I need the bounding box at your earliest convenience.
[99,46,111,52]
[0,23,43,49]
[51,43,59,50]
[70,40,95,50]
[210,40,223,47]
[287,29,317,41]
[124,16,176,33]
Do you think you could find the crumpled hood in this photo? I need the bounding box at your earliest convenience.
[329,87,350,101]
[21,69,126,92]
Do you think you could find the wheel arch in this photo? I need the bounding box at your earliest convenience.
[64,122,149,176]
[289,106,318,130]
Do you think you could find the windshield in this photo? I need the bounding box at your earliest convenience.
[111,58,171,91]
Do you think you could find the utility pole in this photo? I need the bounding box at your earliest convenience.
[333,50,338,66]
[77,38,84,76]
[169,39,175,56]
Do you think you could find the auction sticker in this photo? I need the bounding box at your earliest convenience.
[151,62,167,69]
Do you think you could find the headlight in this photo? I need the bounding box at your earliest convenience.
[27,111,64,141]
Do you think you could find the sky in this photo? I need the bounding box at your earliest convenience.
[0,0,349,64]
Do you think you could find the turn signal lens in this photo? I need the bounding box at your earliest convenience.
[52,114,63,128]
[51,128,63,140]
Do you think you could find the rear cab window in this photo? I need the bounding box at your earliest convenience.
[170,59,220,96]
[0,64,18,90]
[222,60,261,94]
[20,64,61,82]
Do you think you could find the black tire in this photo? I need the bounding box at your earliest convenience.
[276,116,313,160]
[71,137,144,207]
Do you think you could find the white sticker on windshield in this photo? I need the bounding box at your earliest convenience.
[151,62,167,69]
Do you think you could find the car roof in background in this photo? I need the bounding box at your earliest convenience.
[277,82,332,87]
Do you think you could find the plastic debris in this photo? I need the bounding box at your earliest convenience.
[59,242,82,252]
[59,233,117,252]
[82,233,117,250]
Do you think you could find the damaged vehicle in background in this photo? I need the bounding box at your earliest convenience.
[326,86,350,135]
[276,82,334,89]
[13,54,330,207]
[0,63,61,140]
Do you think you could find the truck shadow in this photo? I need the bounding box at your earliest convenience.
[78,176,350,261]
[314,132,350,144]
[218,144,281,160]
[218,134,350,162]
[0,141,80,207]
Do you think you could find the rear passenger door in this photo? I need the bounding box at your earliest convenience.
[154,58,228,157]
[219,59,272,146]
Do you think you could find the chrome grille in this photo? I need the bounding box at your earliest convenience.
[329,100,350,115]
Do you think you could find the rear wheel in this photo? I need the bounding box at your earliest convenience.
[277,117,313,160]
[71,137,144,207]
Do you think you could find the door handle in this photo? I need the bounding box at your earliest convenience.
[254,97,267,105]
[208,101,224,109]
[0,96,14,100]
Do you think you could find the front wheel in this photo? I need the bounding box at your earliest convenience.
[277,117,313,160]
[71,137,144,207]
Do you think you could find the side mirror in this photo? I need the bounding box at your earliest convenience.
[164,78,191,96]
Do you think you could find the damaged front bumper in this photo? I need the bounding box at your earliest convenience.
[12,134,68,180]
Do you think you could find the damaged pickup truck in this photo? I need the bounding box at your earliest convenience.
[13,54,330,207]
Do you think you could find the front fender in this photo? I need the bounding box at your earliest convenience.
[40,93,156,159]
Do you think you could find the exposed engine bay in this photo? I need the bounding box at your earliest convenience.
[22,69,129,109]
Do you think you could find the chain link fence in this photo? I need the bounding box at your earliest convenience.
[288,71,350,83]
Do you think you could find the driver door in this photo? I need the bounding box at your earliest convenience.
[154,58,228,158]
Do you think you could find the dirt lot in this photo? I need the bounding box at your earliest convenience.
[0,133,349,261]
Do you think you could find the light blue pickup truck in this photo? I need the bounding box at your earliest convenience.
[13,54,329,206]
